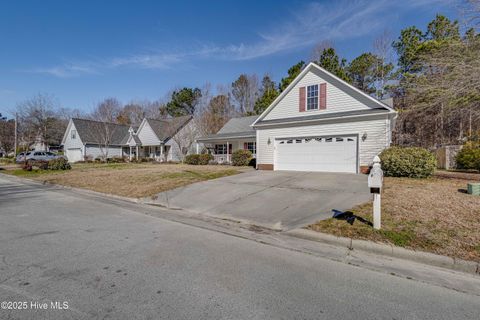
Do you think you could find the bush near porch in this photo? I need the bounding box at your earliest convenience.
[231,150,252,166]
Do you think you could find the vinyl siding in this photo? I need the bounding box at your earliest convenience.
[165,120,199,161]
[137,121,161,146]
[263,68,372,121]
[85,145,124,159]
[63,122,84,150]
[256,116,389,167]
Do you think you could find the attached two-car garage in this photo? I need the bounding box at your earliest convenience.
[274,135,358,173]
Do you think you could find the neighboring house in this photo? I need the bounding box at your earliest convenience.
[61,115,195,162]
[197,62,397,173]
[196,115,258,163]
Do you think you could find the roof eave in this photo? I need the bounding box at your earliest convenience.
[253,110,396,128]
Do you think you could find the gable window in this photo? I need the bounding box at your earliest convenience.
[71,130,76,139]
[306,84,319,110]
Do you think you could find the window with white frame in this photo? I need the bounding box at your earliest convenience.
[245,142,256,154]
[71,129,76,139]
[306,84,319,110]
[215,144,232,155]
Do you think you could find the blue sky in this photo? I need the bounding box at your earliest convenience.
[0,0,458,117]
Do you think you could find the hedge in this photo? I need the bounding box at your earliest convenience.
[379,146,436,178]
[23,158,71,171]
[456,145,480,171]
[184,154,213,165]
[231,149,252,166]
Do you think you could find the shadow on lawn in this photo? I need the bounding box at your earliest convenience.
[332,209,373,227]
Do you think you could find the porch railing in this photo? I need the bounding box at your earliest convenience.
[212,153,256,164]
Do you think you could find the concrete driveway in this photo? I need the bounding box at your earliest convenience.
[146,170,371,230]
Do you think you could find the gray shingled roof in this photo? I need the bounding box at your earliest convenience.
[72,118,130,146]
[197,115,258,142]
[217,115,258,134]
[146,115,193,142]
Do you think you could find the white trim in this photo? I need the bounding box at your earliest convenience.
[251,62,396,127]
[306,84,319,111]
[254,111,392,128]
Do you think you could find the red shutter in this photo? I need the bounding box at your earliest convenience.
[299,87,306,112]
[244,142,248,150]
[320,83,327,109]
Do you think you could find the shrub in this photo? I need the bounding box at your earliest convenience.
[231,149,253,166]
[22,162,32,171]
[48,158,71,170]
[198,154,213,165]
[456,145,480,171]
[185,154,200,165]
[29,160,49,170]
[107,156,126,163]
[379,146,436,178]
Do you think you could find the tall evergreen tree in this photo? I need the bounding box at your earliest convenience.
[165,88,202,117]
[279,61,305,92]
[254,75,279,115]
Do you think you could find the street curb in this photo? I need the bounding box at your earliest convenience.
[0,173,141,204]
[285,228,480,276]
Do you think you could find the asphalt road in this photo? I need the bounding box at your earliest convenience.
[0,174,479,320]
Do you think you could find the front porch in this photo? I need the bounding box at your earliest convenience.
[197,138,256,164]
[123,144,172,162]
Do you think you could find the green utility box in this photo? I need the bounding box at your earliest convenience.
[467,183,480,196]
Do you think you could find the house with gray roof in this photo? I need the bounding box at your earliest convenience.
[197,115,258,163]
[61,115,196,162]
[197,62,397,173]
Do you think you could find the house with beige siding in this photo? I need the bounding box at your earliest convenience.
[197,62,397,173]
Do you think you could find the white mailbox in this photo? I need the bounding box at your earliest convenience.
[368,156,383,193]
[368,156,383,229]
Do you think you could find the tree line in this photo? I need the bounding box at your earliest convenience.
[0,1,478,155]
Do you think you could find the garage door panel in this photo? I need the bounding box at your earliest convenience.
[66,148,82,162]
[275,136,357,173]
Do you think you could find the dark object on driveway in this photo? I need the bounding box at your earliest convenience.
[332,209,373,227]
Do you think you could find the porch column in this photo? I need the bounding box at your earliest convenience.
[196,142,199,154]
[160,144,164,162]
[136,146,139,160]
[226,141,229,163]
[129,146,132,161]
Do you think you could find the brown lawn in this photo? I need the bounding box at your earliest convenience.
[2,162,245,198]
[308,175,480,262]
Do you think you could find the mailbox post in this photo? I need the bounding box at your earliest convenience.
[368,156,383,229]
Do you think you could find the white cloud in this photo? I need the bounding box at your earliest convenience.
[28,64,97,78]
[29,0,451,76]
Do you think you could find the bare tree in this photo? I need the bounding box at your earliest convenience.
[373,30,394,99]
[0,115,15,155]
[168,117,199,161]
[231,74,259,115]
[197,94,234,136]
[16,93,62,152]
[91,98,122,123]
[89,98,123,160]
[310,40,335,62]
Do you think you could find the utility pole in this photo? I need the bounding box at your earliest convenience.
[14,113,18,156]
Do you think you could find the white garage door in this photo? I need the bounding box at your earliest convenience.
[66,148,83,162]
[275,136,358,173]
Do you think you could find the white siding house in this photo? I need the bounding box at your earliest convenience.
[252,62,397,173]
[197,62,397,173]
